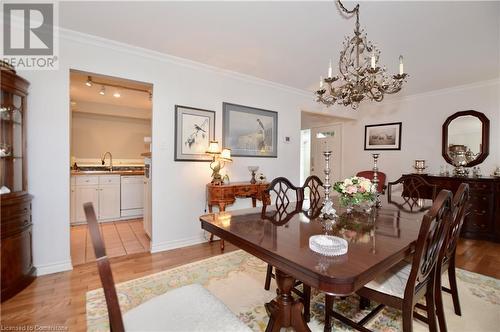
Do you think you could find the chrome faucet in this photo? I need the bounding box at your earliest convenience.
[101,151,113,172]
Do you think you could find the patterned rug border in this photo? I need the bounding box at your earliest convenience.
[86,250,247,298]
[86,249,500,332]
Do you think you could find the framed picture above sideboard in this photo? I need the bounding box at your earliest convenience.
[222,102,278,158]
[174,105,215,161]
[364,122,402,150]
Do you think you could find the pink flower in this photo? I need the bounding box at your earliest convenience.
[346,185,358,194]
[358,186,366,193]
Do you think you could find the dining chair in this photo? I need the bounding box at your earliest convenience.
[302,175,324,219]
[432,183,469,332]
[387,174,438,212]
[84,203,250,332]
[324,189,453,332]
[261,177,312,322]
[356,170,387,194]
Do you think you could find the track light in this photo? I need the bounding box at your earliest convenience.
[113,91,121,98]
[85,76,93,87]
[99,85,105,95]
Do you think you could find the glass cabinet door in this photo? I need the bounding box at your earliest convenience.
[1,89,25,193]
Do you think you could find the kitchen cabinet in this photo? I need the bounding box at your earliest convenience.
[75,185,99,223]
[72,174,120,223]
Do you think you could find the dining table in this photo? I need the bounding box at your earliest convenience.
[199,199,425,332]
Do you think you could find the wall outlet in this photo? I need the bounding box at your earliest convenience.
[283,136,291,144]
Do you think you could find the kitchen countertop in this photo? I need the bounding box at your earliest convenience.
[71,170,145,176]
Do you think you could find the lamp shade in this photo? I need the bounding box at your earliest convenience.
[206,140,221,155]
[220,148,232,162]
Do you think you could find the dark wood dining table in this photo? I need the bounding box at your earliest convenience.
[199,201,424,332]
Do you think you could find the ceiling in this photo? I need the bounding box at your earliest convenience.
[60,1,500,96]
[70,70,152,111]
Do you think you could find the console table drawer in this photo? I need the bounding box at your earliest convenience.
[234,186,257,197]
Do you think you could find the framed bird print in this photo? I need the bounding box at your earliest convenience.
[174,105,215,161]
[222,102,278,157]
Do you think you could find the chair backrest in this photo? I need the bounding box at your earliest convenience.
[84,203,125,332]
[404,190,453,301]
[262,177,303,223]
[387,174,438,212]
[356,171,387,193]
[440,183,470,266]
[302,175,324,203]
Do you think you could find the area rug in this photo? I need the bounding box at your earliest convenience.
[87,250,500,331]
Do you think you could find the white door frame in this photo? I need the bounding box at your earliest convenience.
[309,122,343,182]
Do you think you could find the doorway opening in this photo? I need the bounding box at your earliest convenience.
[300,111,344,187]
[69,69,153,266]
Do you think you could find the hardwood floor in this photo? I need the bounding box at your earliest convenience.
[70,219,150,265]
[455,238,500,279]
[0,238,498,330]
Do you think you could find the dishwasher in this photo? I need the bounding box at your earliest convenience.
[120,175,144,218]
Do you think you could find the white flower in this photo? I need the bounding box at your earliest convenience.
[344,178,353,186]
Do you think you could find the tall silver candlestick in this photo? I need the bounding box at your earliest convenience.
[372,153,381,208]
[321,150,337,221]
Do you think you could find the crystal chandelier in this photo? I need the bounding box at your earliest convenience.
[316,1,408,109]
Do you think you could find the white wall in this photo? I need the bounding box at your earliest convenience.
[339,80,500,182]
[20,30,311,275]
[71,111,151,160]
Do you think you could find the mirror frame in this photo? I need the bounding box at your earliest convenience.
[442,110,489,167]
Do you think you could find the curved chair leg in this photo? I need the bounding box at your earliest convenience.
[402,301,414,332]
[435,274,447,332]
[303,284,311,322]
[448,260,461,316]
[264,264,273,290]
[324,294,334,332]
[425,288,438,332]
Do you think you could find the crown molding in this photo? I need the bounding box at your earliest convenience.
[360,78,500,108]
[58,27,312,99]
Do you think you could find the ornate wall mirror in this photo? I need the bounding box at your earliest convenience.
[442,110,489,170]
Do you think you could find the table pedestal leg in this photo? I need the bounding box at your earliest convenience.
[265,269,310,332]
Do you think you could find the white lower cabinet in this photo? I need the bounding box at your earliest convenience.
[75,185,99,223]
[72,175,120,223]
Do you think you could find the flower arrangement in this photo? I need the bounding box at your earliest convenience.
[333,176,376,209]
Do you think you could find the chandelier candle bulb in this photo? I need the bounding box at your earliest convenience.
[371,54,376,69]
[399,55,404,75]
[328,60,333,78]
[320,76,324,88]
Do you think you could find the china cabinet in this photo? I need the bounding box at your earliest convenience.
[0,63,35,301]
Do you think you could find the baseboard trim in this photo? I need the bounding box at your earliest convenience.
[35,260,73,276]
[151,235,207,254]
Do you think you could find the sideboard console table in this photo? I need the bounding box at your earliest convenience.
[206,182,270,250]
[406,174,500,242]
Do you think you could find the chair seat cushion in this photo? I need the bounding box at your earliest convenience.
[364,261,411,299]
[123,283,251,332]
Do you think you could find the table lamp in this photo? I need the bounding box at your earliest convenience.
[206,141,232,184]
